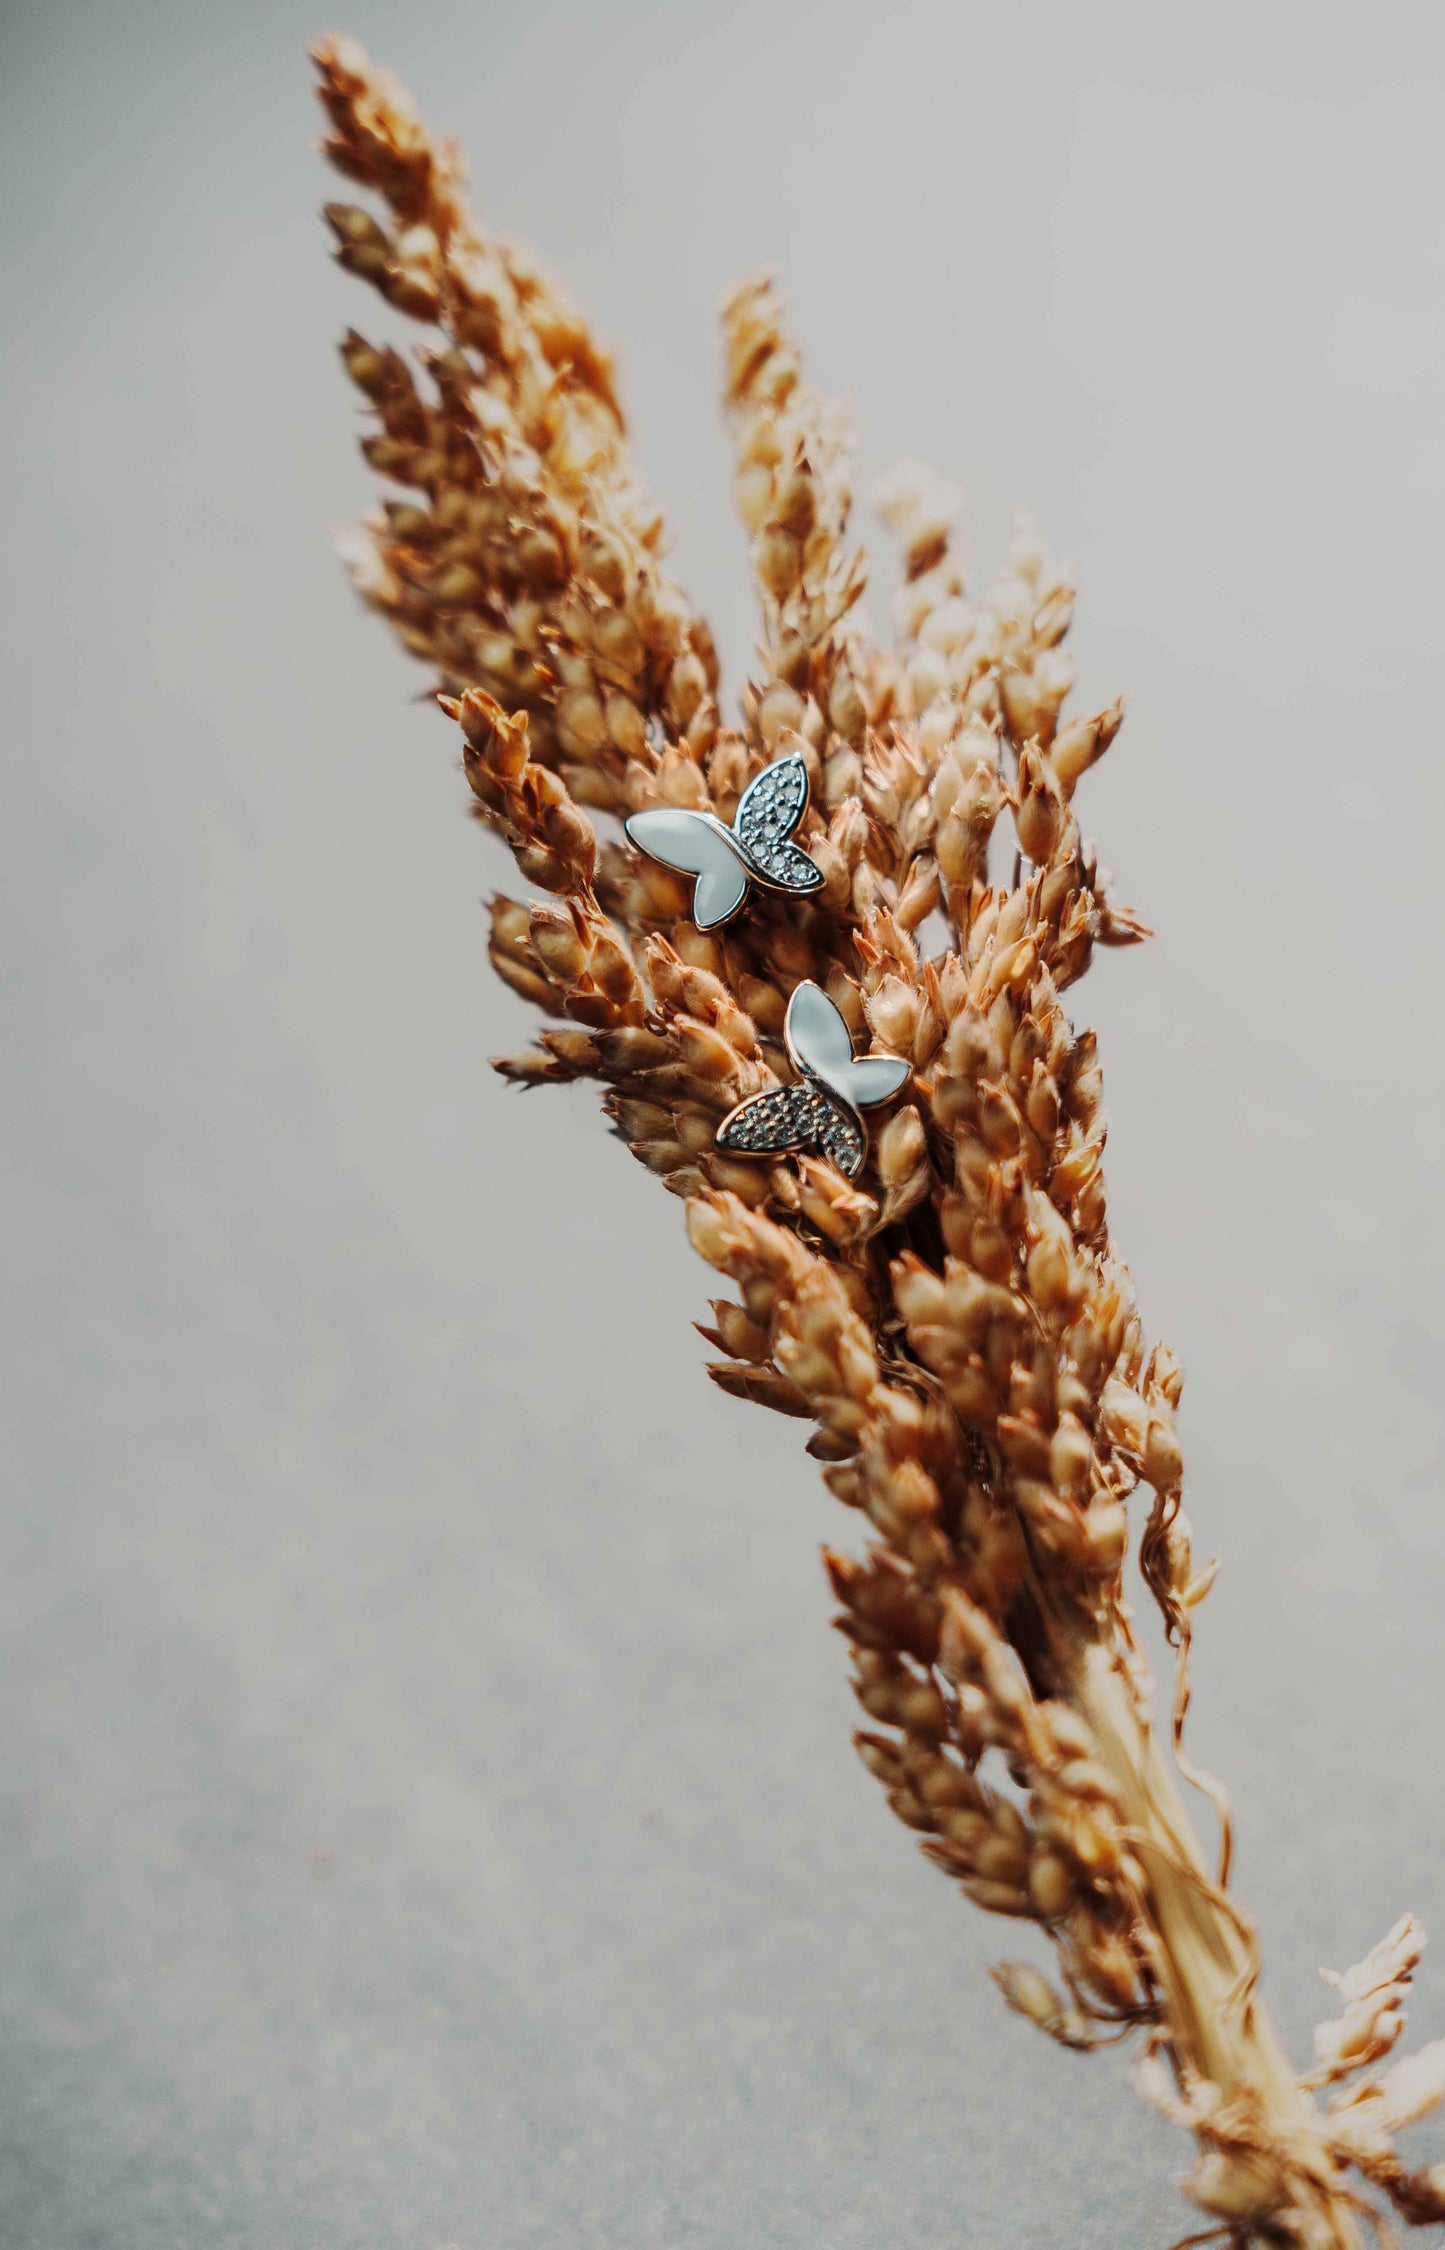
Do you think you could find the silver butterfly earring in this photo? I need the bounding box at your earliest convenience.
[716,981,910,1180]
[623,751,824,930]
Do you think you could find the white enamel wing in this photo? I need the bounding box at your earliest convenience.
[623,751,825,930]
[716,981,910,1180]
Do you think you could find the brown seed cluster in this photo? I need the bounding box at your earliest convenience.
[313,38,1440,2248]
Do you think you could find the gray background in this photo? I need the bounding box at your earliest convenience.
[3,1,1444,2244]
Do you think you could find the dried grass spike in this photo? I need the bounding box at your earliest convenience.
[314,42,1437,2250]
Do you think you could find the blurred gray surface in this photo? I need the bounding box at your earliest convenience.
[3,1,1445,2243]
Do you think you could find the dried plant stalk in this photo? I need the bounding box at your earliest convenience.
[310,37,1443,2247]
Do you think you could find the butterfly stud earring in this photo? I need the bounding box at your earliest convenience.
[623,751,824,930]
[716,981,910,1181]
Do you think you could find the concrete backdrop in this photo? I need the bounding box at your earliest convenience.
[2,1,1444,2244]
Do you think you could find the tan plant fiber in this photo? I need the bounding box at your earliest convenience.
[311,36,1442,2247]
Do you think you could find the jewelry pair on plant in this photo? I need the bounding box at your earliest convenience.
[625,752,909,1180]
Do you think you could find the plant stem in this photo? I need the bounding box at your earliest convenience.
[1065,1629,1363,2249]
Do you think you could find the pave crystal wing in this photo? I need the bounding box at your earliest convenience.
[621,807,750,930]
[731,753,824,896]
[716,1080,867,1178]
